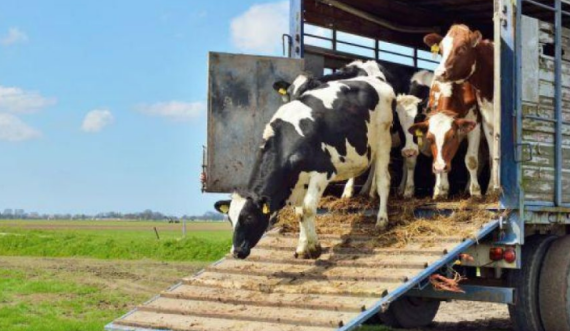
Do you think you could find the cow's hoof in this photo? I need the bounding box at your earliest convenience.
[403,187,415,198]
[433,189,449,200]
[294,244,322,259]
[470,186,482,198]
[341,192,353,199]
[375,217,388,231]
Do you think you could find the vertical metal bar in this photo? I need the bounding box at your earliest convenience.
[413,48,418,68]
[289,0,304,58]
[555,0,563,206]
[375,39,380,61]
[515,0,526,245]
[516,0,524,211]
[500,0,521,210]
[332,28,337,51]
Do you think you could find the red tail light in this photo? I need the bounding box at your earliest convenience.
[489,247,504,261]
[503,247,517,263]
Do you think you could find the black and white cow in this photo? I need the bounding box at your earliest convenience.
[215,63,395,260]
[394,70,434,197]
[274,61,432,199]
[273,60,393,199]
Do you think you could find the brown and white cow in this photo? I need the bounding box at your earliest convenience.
[423,24,497,192]
[409,81,482,199]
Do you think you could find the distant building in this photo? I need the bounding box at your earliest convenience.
[14,209,25,218]
[3,209,13,216]
[29,212,40,219]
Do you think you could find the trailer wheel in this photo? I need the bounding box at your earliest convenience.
[508,234,557,331]
[379,296,440,328]
[539,235,570,331]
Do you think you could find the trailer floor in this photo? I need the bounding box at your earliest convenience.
[106,201,500,331]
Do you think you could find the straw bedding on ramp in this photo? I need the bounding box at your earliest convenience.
[276,195,502,248]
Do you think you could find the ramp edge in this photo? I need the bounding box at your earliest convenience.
[337,219,501,331]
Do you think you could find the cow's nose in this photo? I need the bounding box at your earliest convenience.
[402,149,418,158]
[233,248,250,259]
[433,164,449,174]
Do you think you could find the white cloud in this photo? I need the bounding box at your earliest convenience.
[231,1,289,54]
[81,109,114,133]
[0,113,41,142]
[1,27,28,46]
[136,101,205,121]
[0,85,56,114]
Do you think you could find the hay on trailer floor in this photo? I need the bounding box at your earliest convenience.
[275,195,502,249]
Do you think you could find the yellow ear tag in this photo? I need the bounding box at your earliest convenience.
[219,205,229,214]
[262,204,270,215]
[431,44,440,54]
[431,44,440,60]
[278,88,287,96]
[415,129,424,148]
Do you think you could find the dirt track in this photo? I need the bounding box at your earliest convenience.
[428,301,510,331]
[0,256,512,330]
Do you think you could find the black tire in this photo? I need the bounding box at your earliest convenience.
[379,296,440,328]
[508,234,557,331]
[539,235,570,331]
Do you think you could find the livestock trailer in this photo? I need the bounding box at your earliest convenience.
[107,1,570,330]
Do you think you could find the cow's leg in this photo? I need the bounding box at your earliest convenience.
[403,156,417,198]
[398,163,407,196]
[433,173,449,199]
[482,121,499,194]
[341,178,355,199]
[466,124,482,197]
[359,164,376,197]
[295,173,329,259]
[374,128,392,230]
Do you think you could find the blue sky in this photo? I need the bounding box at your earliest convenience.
[0,0,289,216]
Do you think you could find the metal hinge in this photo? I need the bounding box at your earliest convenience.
[514,142,533,163]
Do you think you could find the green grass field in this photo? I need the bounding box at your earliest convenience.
[0,220,232,331]
[0,220,232,261]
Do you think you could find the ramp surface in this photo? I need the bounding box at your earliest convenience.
[106,212,499,331]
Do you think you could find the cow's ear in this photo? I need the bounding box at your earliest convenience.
[423,33,443,47]
[214,200,231,214]
[273,81,291,96]
[456,119,477,134]
[409,121,429,136]
[470,30,482,47]
[255,196,271,215]
[397,94,422,109]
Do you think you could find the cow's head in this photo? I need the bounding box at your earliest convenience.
[408,112,477,173]
[214,193,271,259]
[424,25,482,83]
[273,74,321,103]
[396,94,423,158]
[343,60,386,80]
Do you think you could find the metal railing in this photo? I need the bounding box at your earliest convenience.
[303,26,439,70]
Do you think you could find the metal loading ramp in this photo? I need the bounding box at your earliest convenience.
[106,212,499,331]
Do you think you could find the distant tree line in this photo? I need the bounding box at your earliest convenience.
[0,209,225,221]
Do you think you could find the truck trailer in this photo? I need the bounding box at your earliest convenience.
[107,1,570,330]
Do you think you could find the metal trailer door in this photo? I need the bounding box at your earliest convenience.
[205,52,304,193]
